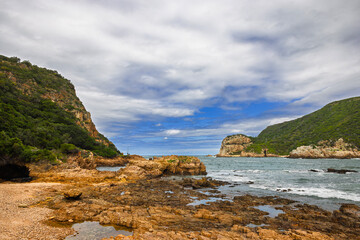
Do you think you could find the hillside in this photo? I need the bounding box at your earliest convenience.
[219,97,360,156]
[0,55,120,165]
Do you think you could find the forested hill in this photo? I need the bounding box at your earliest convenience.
[220,96,360,155]
[0,55,120,164]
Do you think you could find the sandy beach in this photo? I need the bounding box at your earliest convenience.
[0,182,73,240]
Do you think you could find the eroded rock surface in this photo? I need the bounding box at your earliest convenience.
[218,134,253,156]
[120,155,207,180]
[39,178,360,240]
[19,156,360,240]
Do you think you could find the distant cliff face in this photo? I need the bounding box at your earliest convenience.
[0,55,119,164]
[218,134,252,156]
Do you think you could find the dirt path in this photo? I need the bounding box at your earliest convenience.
[0,182,73,240]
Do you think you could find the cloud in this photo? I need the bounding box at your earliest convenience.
[164,129,181,136]
[1,0,359,153]
[76,89,195,123]
[158,116,300,138]
[2,0,359,114]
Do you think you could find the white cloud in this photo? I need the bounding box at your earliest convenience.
[164,129,181,136]
[1,0,359,114]
[76,89,194,124]
[1,0,359,153]
[158,115,300,138]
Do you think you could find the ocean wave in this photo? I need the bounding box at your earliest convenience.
[291,187,360,202]
[208,171,251,183]
[252,185,360,202]
[233,169,264,173]
[283,169,326,173]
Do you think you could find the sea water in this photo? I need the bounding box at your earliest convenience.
[196,156,360,210]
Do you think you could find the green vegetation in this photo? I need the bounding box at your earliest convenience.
[235,97,360,155]
[166,156,193,164]
[0,55,120,163]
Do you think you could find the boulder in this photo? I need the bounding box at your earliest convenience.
[63,189,82,200]
[327,168,357,174]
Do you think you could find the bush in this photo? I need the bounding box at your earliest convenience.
[60,143,79,154]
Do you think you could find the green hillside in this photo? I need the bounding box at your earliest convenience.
[0,55,120,164]
[239,97,360,155]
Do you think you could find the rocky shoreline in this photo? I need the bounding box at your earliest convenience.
[289,139,360,159]
[1,155,360,239]
[218,134,360,159]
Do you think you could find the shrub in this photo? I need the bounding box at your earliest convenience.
[60,143,79,154]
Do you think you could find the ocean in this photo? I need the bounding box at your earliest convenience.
[197,156,360,210]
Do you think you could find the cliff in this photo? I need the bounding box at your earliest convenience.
[0,55,120,165]
[218,96,360,158]
[217,134,280,157]
[218,134,253,156]
[4,58,110,146]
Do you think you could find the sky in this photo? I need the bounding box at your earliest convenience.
[1,0,359,155]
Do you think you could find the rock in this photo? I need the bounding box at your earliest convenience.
[217,134,252,156]
[276,189,292,192]
[63,189,82,200]
[66,150,96,169]
[194,209,216,220]
[95,155,129,167]
[290,138,360,159]
[43,176,360,240]
[339,204,360,218]
[327,168,357,174]
[121,155,207,180]
[180,177,224,189]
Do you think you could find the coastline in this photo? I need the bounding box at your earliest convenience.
[1,156,360,240]
[216,154,288,158]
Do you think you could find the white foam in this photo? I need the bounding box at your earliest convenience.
[234,169,264,173]
[208,170,251,183]
[252,184,360,202]
[291,188,360,202]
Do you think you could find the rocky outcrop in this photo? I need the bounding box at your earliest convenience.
[121,155,207,180]
[63,189,82,200]
[95,155,129,167]
[327,168,358,174]
[39,177,360,240]
[217,134,252,156]
[217,135,279,157]
[28,155,206,183]
[289,138,360,159]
